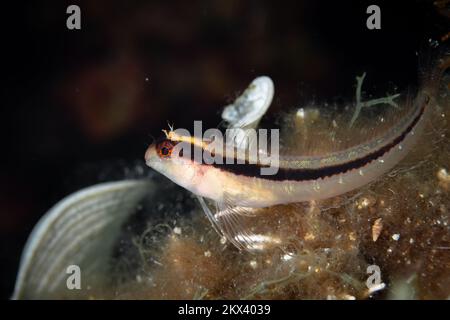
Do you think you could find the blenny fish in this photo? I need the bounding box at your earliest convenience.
[145,64,444,250]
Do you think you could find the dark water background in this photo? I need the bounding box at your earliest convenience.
[0,0,447,298]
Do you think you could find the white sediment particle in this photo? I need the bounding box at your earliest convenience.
[220,236,227,244]
[296,108,305,119]
[249,260,258,269]
[437,168,450,183]
[359,197,373,208]
[204,250,211,257]
[173,227,182,235]
[428,38,439,48]
[392,233,400,241]
[282,253,293,261]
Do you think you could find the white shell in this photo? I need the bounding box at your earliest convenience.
[221,76,274,148]
[13,180,151,299]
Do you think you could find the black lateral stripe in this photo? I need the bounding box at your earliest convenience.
[207,98,427,181]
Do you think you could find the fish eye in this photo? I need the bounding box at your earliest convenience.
[161,147,169,155]
[156,140,175,158]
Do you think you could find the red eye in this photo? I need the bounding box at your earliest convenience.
[156,140,174,158]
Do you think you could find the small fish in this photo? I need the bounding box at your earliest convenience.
[144,70,440,250]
